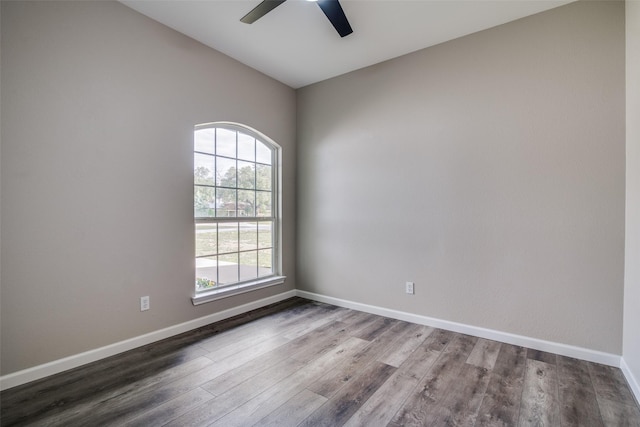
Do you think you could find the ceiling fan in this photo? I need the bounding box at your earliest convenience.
[240,0,353,38]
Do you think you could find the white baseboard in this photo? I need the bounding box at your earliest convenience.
[621,357,640,405]
[295,290,621,367]
[2,288,630,395]
[0,290,297,391]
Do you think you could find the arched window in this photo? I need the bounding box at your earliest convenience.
[193,122,283,303]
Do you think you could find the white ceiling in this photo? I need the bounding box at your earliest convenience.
[121,0,573,89]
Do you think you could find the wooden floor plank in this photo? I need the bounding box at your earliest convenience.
[184,297,313,352]
[338,309,374,325]
[0,343,209,426]
[422,328,458,352]
[526,349,557,365]
[2,298,639,427]
[597,396,640,427]
[341,312,391,338]
[299,361,397,427]
[557,355,605,426]
[475,343,527,427]
[255,389,328,427]
[377,323,433,368]
[120,387,214,427]
[307,320,410,398]
[343,332,445,427]
[352,316,400,341]
[163,357,309,427]
[201,319,351,396]
[204,334,291,364]
[590,362,640,427]
[287,320,371,365]
[1,296,309,422]
[589,362,638,407]
[21,305,316,425]
[388,333,478,426]
[205,337,371,427]
[518,359,560,427]
[428,363,492,426]
[198,301,337,356]
[466,338,503,370]
[281,306,351,340]
[23,356,215,427]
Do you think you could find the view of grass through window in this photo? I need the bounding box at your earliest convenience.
[194,125,276,292]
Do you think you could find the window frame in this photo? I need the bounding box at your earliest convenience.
[192,122,285,306]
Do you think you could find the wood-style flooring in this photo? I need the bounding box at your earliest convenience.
[1,297,639,426]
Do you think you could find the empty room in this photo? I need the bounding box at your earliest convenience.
[1,0,639,425]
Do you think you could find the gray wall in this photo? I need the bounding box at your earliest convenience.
[0,0,630,379]
[297,1,625,354]
[624,0,640,388]
[0,1,296,375]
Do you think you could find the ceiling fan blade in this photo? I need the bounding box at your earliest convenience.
[240,0,287,24]
[316,0,353,37]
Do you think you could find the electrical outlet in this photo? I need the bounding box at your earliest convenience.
[405,281,414,295]
[140,296,150,311]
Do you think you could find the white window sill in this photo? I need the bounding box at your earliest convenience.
[191,276,286,306]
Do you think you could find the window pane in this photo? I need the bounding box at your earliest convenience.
[216,157,236,187]
[256,140,272,165]
[258,249,273,276]
[194,153,215,186]
[196,256,218,290]
[216,128,236,158]
[218,222,238,254]
[195,128,215,154]
[216,189,236,217]
[239,222,258,252]
[238,190,255,217]
[237,161,255,189]
[195,186,215,218]
[238,133,255,162]
[218,253,239,285]
[196,223,217,257]
[256,191,272,217]
[194,124,278,293]
[258,221,272,249]
[256,164,271,191]
[239,251,258,282]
